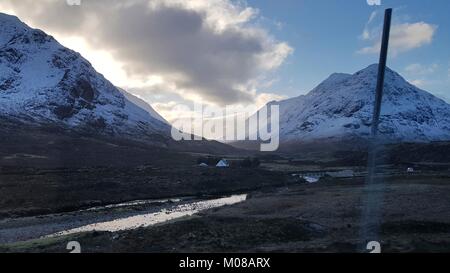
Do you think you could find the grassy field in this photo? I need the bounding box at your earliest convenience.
[0,165,293,220]
[2,174,450,253]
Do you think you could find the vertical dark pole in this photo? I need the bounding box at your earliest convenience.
[361,8,392,251]
[371,8,392,137]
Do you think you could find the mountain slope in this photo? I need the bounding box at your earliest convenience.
[0,13,241,162]
[118,88,168,124]
[0,13,170,145]
[265,64,450,143]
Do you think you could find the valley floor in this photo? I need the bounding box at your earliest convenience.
[2,174,450,253]
[0,166,289,219]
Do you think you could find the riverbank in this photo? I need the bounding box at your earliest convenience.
[0,166,292,220]
[3,174,450,253]
[0,194,247,245]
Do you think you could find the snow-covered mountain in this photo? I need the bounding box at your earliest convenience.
[3,11,448,155]
[262,64,450,143]
[0,13,169,143]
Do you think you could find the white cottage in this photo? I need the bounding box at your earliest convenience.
[216,159,229,168]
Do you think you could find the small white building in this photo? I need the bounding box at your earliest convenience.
[198,163,208,167]
[407,167,414,173]
[216,159,229,168]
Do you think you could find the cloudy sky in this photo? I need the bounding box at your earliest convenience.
[0,0,449,122]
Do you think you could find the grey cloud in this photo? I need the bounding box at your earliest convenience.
[1,0,292,105]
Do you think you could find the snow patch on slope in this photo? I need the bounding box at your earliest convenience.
[261,64,450,143]
[0,12,169,141]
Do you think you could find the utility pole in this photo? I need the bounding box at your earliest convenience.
[361,8,392,251]
[371,8,392,139]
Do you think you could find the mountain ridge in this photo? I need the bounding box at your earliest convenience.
[0,12,240,161]
[0,12,172,145]
[2,12,450,158]
[263,64,450,144]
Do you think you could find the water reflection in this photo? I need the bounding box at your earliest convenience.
[49,194,247,237]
